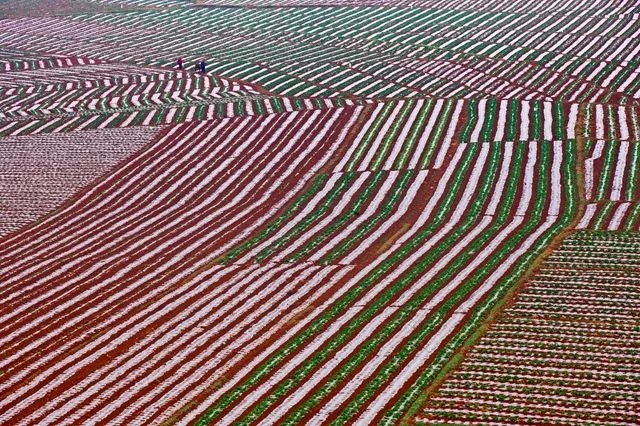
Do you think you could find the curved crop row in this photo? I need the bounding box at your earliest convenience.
[584,139,640,202]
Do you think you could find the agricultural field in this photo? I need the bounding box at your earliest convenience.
[0,0,638,425]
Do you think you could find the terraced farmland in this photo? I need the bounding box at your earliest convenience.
[0,0,638,425]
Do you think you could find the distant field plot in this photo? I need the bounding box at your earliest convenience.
[0,0,134,18]
[90,0,193,7]
[0,127,159,235]
[0,48,379,136]
[0,49,270,135]
[197,0,637,14]
[416,230,640,425]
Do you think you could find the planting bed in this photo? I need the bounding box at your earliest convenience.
[0,0,135,18]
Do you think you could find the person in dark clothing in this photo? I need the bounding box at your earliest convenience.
[200,59,206,74]
[176,57,183,70]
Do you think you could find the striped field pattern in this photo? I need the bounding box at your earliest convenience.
[0,49,274,135]
[0,49,381,136]
[1,0,639,424]
[0,1,638,102]
[0,104,579,424]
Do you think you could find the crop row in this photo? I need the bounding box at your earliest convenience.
[426,0,635,14]
[0,95,369,136]
[584,139,640,203]
[580,105,640,143]
[93,0,191,6]
[0,55,104,72]
[0,66,253,103]
[577,201,640,231]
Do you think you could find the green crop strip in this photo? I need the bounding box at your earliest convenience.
[631,106,640,141]
[607,105,618,140]
[418,100,455,169]
[253,172,357,262]
[546,74,567,98]
[216,102,226,118]
[113,112,135,127]
[623,203,640,231]
[320,171,414,265]
[370,100,416,170]
[219,173,329,264]
[345,102,396,172]
[530,100,541,141]
[393,99,434,170]
[625,142,640,200]
[153,109,166,126]
[284,171,386,263]
[533,69,554,89]
[610,66,633,93]
[583,105,592,139]
[593,63,617,88]
[272,98,285,114]
[553,102,565,140]
[559,79,582,103]
[624,67,640,96]
[37,118,67,134]
[229,100,246,117]
[194,144,479,425]
[253,100,265,116]
[480,99,498,143]
[173,107,186,123]
[592,202,615,230]
[130,111,148,126]
[595,140,617,200]
[505,99,518,141]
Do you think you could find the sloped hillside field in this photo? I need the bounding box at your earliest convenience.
[0,0,638,424]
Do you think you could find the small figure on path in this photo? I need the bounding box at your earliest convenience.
[176,57,183,70]
[199,59,207,74]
